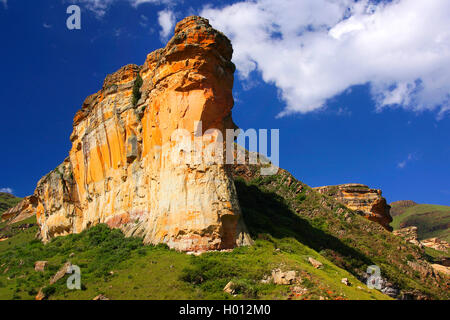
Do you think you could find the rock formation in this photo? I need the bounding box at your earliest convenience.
[420,238,450,252]
[17,16,252,252]
[1,196,37,224]
[313,184,393,231]
[393,226,423,248]
[393,228,450,252]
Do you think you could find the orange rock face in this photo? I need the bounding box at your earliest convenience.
[1,196,38,224]
[26,16,252,251]
[313,184,393,231]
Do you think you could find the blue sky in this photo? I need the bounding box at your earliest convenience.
[0,0,449,205]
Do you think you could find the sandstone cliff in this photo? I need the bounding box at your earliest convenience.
[23,16,252,251]
[313,184,393,231]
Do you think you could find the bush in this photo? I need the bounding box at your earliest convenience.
[42,285,56,296]
[231,279,259,298]
[132,74,143,106]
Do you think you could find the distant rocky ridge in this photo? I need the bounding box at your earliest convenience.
[390,201,450,242]
[313,184,393,231]
[390,200,418,217]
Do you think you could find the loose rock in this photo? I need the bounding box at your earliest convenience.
[308,257,323,269]
[34,261,48,272]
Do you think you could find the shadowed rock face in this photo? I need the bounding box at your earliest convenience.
[22,16,252,252]
[313,184,393,231]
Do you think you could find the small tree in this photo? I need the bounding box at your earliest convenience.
[132,74,143,106]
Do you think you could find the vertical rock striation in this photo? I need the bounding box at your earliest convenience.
[29,16,252,251]
[313,184,393,231]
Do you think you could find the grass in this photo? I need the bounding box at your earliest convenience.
[181,236,389,300]
[0,193,22,215]
[0,216,37,248]
[0,221,389,300]
[231,167,450,300]
[391,204,450,242]
[0,163,448,300]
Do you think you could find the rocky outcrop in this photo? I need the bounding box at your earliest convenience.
[34,261,48,272]
[22,16,252,252]
[431,264,450,276]
[393,228,450,252]
[421,238,450,252]
[271,269,301,285]
[1,196,37,224]
[393,226,423,248]
[0,192,22,215]
[313,184,393,231]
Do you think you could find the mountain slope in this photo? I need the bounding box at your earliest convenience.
[0,215,389,300]
[0,164,448,300]
[391,201,450,242]
[0,193,22,216]
[232,162,449,300]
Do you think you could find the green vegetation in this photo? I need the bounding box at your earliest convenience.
[0,193,22,215]
[132,74,143,107]
[391,203,450,242]
[0,219,388,300]
[232,168,449,300]
[0,164,448,300]
[423,246,449,264]
[181,236,388,300]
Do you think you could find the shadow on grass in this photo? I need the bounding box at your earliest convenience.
[235,180,374,273]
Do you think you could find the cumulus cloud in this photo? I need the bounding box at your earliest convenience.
[0,187,13,194]
[201,0,450,117]
[158,9,176,41]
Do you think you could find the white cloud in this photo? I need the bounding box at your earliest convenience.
[158,9,176,41]
[1,0,7,9]
[43,23,53,29]
[0,188,13,194]
[130,0,164,7]
[71,0,115,17]
[71,0,171,17]
[397,153,416,169]
[397,161,407,169]
[201,0,450,117]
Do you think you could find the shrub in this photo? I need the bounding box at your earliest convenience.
[42,285,56,296]
[132,74,143,106]
[231,279,259,298]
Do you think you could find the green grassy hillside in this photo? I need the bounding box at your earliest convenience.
[0,193,22,215]
[231,166,449,300]
[0,165,448,300]
[391,203,450,242]
[0,217,389,300]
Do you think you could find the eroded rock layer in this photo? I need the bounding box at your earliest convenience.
[1,196,37,224]
[313,184,393,231]
[27,16,252,251]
